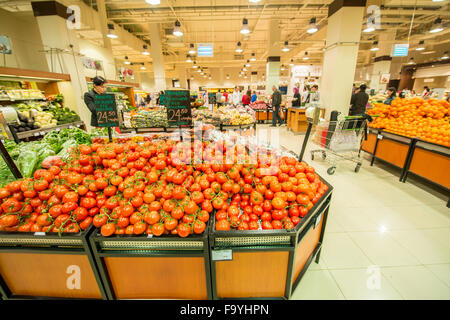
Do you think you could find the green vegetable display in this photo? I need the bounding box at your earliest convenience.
[0,127,92,186]
[16,149,38,178]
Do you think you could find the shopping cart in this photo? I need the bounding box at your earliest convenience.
[308,114,371,175]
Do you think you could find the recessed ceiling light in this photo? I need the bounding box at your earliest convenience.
[282,41,290,52]
[236,41,243,53]
[124,56,130,65]
[370,41,379,51]
[142,44,149,55]
[430,17,444,33]
[186,55,192,63]
[107,24,118,39]
[250,53,256,61]
[303,52,309,60]
[441,51,449,60]
[416,40,425,51]
[146,0,160,4]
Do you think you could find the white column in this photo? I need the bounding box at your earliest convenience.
[266,19,281,93]
[370,31,396,92]
[33,10,90,128]
[320,2,365,116]
[149,23,166,91]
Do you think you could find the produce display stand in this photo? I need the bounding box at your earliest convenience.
[219,122,257,133]
[89,224,213,300]
[361,128,414,173]
[9,121,86,143]
[362,128,449,206]
[209,177,333,300]
[287,108,307,134]
[0,225,107,300]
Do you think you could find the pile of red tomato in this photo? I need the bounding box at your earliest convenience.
[0,137,328,237]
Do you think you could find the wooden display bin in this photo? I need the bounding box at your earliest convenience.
[89,224,212,300]
[209,179,333,299]
[0,226,106,299]
[287,108,308,134]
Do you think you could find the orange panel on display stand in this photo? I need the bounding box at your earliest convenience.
[409,147,450,190]
[375,138,409,168]
[215,251,289,298]
[0,253,102,299]
[103,256,208,300]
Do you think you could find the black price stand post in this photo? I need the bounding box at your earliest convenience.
[0,138,22,179]
[164,90,192,141]
[94,94,119,142]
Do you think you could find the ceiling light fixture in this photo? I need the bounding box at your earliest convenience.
[370,41,379,51]
[416,40,425,51]
[124,56,130,65]
[142,44,149,55]
[289,59,294,66]
[241,18,250,34]
[303,52,309,60]
[282,41,290,52]
[107,24,118,39]
[430,17,443,33]
[189,43,196,54]
[226,74,230,79]
[307,18,318,34]
[432,0,443,2]
[173,20,183,37]
[407,57,415,65]
[250,53,256,61]
[280,65,285,71]
[441,51,449,60]
[236,41,243,53]
[146,0,160,4]
[140,64,146,70]
[249,0,261,3]
[209,75,212,80]
[243,66,248,71]
[186,55,192,63]
[192,61,198,68]
[246,60,251,67]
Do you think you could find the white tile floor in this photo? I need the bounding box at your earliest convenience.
[253,124,450,300]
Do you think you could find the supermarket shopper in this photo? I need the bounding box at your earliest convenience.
[242,90,251,106]
[349,84,369,116]
[251,91,258,103]
[292,87,301,107]
[271,85,283,127]
[223,91,229,104]
[216,90,222,107]
[383,87,397,105]
[309,84,320,103]
[232,87,241,105]
[83,76,107,127]
[422,86,431,98]
[301,85,310,106]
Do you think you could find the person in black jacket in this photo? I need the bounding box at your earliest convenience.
[271,85,283,127]
[349,84,369,116]
[84,76,107,127]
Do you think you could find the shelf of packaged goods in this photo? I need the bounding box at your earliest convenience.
[0,225,107,300]
[89,219,212,300]
[209,176,333,300]
[13,121,85,141]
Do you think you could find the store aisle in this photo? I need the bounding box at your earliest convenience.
[254,125,450,300]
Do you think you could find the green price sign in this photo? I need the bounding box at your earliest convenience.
[208,92,216,104]
[94,94,119,127]
[164,90,192,127]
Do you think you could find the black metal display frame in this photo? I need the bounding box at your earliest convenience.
[209,177,333,300]
[0,225,107,300]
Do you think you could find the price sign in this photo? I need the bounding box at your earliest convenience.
[211,249,233,261]
[164,90,192,127]
[208,92,216,105]
[94,94,119,127]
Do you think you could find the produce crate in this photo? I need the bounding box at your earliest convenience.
[89,223,212,300]
[209,178,333,300]
[0,225,107,300]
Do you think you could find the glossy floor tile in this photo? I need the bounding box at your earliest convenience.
[381,266,450,300]
[290,269,345,300]
[265,125,450,299]
[329,268,403,300]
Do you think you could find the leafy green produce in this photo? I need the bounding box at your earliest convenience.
[0,159,15,187]
[57,139,78,160]
[36,147,55,169]
[59,128,91,145]
[16,149,38,178]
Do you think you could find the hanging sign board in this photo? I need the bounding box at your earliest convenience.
[164,90,192,126]
[391,44,409,57]
[380,73,390,84]
[0,35,12,54]
[208,92,216,105]
[94,94,119,127]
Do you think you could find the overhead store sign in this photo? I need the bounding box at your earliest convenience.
[197,43,214,57]
[391,44,409,57]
